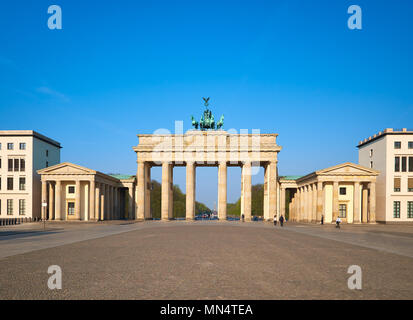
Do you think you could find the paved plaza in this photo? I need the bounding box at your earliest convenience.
[0,221,413,299]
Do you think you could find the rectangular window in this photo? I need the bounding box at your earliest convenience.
[7,177,13,191]
[370,149,373,157]
[408,202,413,219]
[393,201,401,218]
[19,199,26,215]
[0,143,1,150]
[395,157,400,172]
[19,177,26,191]
[370,161,373,168]
[68,202,75,215]
[20,159,25,172]
[339,187,347,195]
[46,161,49,168]
[7,143,13,150]
[408,178,413,192]
[0,157,1,169]
[409,157,413,172]
[19,143,26,150]
[8,159,13,172]
[339,204,347,218]
[394,178,401,192]
[0,177,1,191]
[7,199,13,215]
[46,150,49,157]
[68,186,75,194]
[394,141,401,149]
[14,159,19,172]
[402,157,407,172]
[408,142,413,149]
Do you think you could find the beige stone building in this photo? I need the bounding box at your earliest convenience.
[358,128,413,223]
[37,163,136,221]
[0,131,61,219]
[280,163,379,224]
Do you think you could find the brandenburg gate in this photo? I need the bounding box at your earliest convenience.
[133,130,282,221]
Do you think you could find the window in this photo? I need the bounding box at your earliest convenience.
[394,141,401,149]
[46,161,49,168]
[0,143,1,150]
[19,200,26,215]
[20,159,25,172]
[393,201,401,218]
[409,157,413,172]
[409,178,413,192]
[402,157,407,172]
[8,159,13,172]
[0,177,1,191]
[19,177,26,191]
[369,149,373,157]
[7,177,13,191]
[370,161,373,168]
[7,143,13,150]
[408,202,413,219]
[46,150,49,157]
[409,142,413,149]
[7,199,13,215]
[395,157,400,172]
[14,159,19,172]
[339,204,347,218]
[0,157,1,169]
[19,143,26,150]
[68,202,75,215]
[68,186,75,194]
[339,187,347,195]
[394,178,401,192]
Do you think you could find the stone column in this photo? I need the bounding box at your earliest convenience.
[89,180,95,221]
[41,180,47,220]
[137,161,145,220]
[145,164,151,219]
[95,182,100,221]
[75,180,81,219]
[333,181,339,221]
[312,183,317,222]
[268,161,277,219]
[263,165,269,220]
[353,182,360,223]
[128,186,134,219]
[302,186,307,222]
[169,164,174,219]
[368,182,376,223]
[114,187,118,219]
[161,162,171,220]
[186,161,195,220]
[316,182,323,222]
[296,188,301,221]
[243,161,252,221]
[280,187,285,219]
[218,161,227,221]
[55,180,62,220]
[100,184,105,220]
[49,182,55,220]
[362,185,368,223]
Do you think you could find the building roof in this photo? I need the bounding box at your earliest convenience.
[279,176,303,181]
[0,130,61,148]
[109,174,136,181]
[357,128,413,148]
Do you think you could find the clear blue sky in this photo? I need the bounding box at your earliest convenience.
[1,0,412,208]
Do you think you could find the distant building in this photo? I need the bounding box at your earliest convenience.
[0,131,61,219]
[358,128,413,223]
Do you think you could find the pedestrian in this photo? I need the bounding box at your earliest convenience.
[279,215,284,227]
[336,216,342,229]
[241,213,245,222]
[321,215,324,225]
[273,215,277,226]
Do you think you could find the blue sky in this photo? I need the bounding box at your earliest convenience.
[1,0,412,208]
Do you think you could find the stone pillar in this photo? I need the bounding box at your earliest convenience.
[296,188,301,221]
[316,182,323,222]
[169,165,174,219]
[137,161,145,220]
[95,182,100,221]
[114,187,118,219]
[128,186,134,219]
[263,165,269,220]
[369,182,376,223]
[55,180,62,220]
[89,180,95,221]
[41,181,47,220]
[353,182,360,223]
[333,181,339,221]
[145,164,151,219]
[100,184,105,220]
[49,182,55,220]
[312,183,317,222]
[280,187,285,219]
[218,161,227,221]
[161,162,171,220]
[302,186,307,222]
[75,180,81,219]
[362,186,368,223]
[268,161,277,219]
[243,161,252,221]
[186,161,195,220]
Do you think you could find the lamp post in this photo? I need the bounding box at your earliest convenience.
[42,200,47,230]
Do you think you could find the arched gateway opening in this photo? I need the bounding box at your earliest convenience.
[133,130,281,221]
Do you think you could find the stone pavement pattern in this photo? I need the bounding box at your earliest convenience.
[0,221,413,299]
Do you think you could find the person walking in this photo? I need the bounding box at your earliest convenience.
[336,216,342,229]
[241,213,245,222]
[279,215,284,227]
[321,214,324,225]
[273,215,277,226]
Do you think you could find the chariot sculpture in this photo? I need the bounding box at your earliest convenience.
[191,98,224,130]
